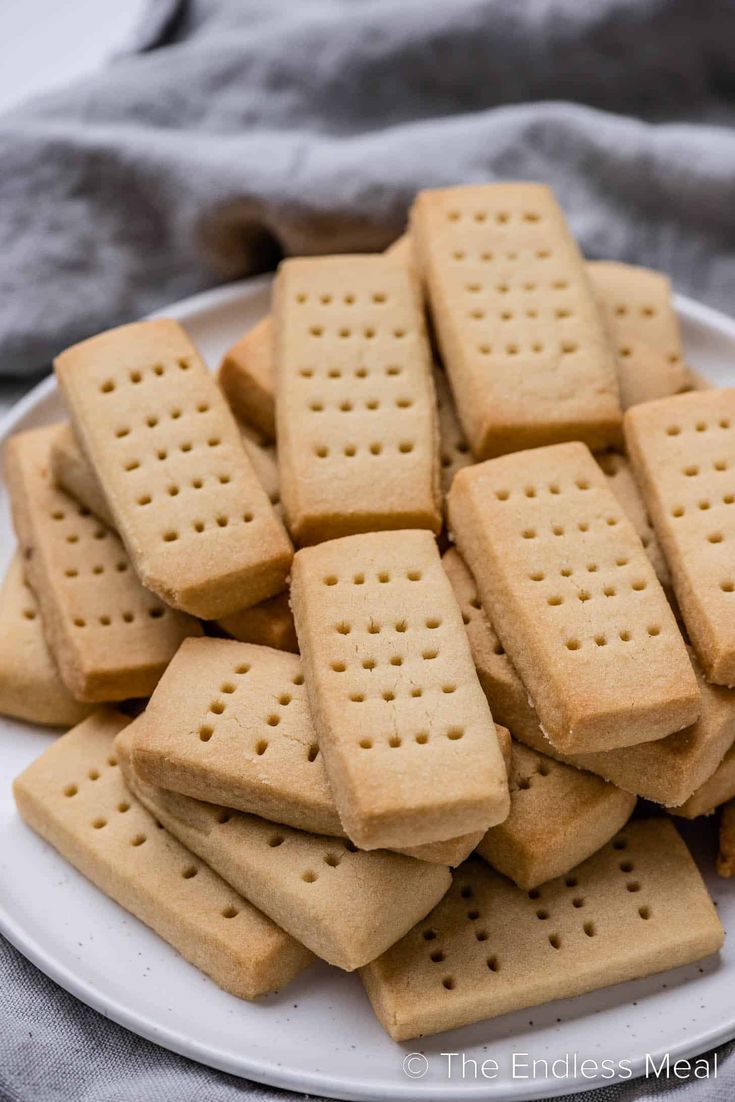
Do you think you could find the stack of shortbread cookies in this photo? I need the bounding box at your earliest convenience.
[3,182,732,1042]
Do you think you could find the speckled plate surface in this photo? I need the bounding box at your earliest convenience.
[0,278,733,1100]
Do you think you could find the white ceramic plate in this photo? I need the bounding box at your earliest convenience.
[1,278,734,1102]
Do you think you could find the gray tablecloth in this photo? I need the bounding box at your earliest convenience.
[3,0,735,380]
[3,1,735,1099]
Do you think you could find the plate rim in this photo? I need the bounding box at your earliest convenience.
[1,276,735,1101]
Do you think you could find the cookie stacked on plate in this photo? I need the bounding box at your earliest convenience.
[3,183,731,1041]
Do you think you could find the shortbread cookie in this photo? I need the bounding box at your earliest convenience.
[596,451,670,588]
[54,319,292,619]
[385,233,413,265]
[51,419,282,525]
[411,183,622,459]
[131,637,480,866]
[117,724,450,970]
[290,530,509,849]
[494,723,513,774]
[50,420,286,639]
[673,741,735,819]
[448,442,700,752]
[226,326,467,517]
[525,658,735,810]
[50,423,114,527]
[274,256,441,544]
[446,550,735,806]
[4,427,201,702]
[218,237,415,442]
[398,728,511,866]
[132,639,340,834]
[625,389,735,685]
[443,548,540,740]
[240,434,281,514]
[361,820,723,1040]
[435,369,472,499]
[51,422,288,646]
[0,553,92,726]
[586,261,688,409]
[218,317,277,441]
[13,710,312,998]
[476,740,636,889]
[397,832,484,868]
[716,801,735,876]
[217,592,298,653]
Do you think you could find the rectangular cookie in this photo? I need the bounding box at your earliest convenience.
[218,317,276,440]
[13,709,312,999]
[117,723,450,970]
[54,318,293,619]
[49,420,286,640]
[131,637,480,866]
[274,255,441,544]
[132,638,340,833]
[290,529,509,849]
[673,741,735,819]
[716,800,735,876]
[596,450,670,588]
[398,726,511,866]
[442,548,541,742]
[385,232,413,264]
[447,442,700,752]
[0,552,93,727]
[446,548,735,807]
[239,432,281,515]
[625,389,735,685]
[361,819,723,1040]
[217,234,415,442]
[4,427,201,702]
[586,261,688,409]
[435,368,472,500]
[216,591,298,653]
[476,740,636,890]
[50,419,282,527]
[523,661,735,810]
[410,183,622,459]
[50,422,114,527]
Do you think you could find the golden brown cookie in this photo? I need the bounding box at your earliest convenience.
[411,183,622,458]
[54,319,292,618]
[448,442,700,752]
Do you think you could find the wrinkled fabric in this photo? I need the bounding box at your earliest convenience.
[2,0,735,378]
[3,1,735,1098]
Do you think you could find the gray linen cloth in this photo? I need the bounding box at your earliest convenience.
[3,0,735,380]
[2,0,735,1098]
